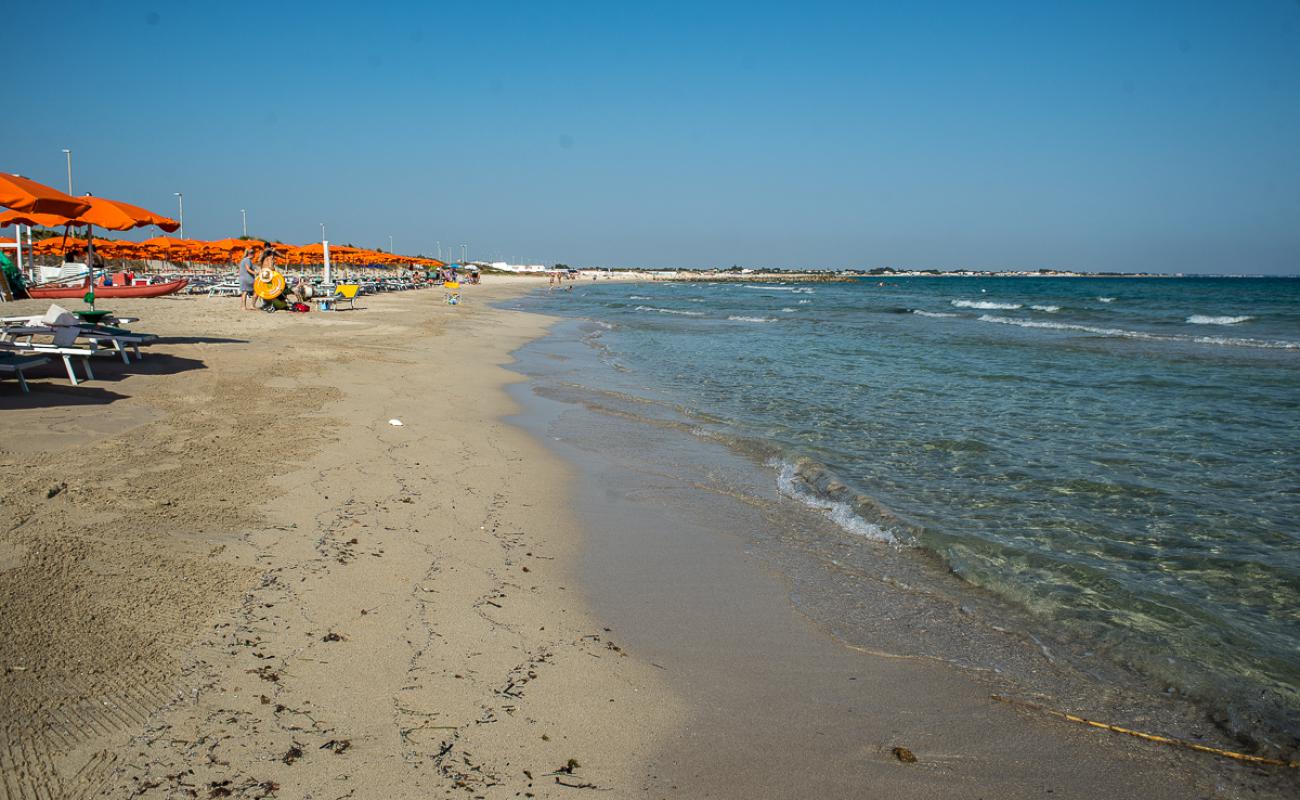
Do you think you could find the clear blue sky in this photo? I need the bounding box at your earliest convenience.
[6,0,1299,272]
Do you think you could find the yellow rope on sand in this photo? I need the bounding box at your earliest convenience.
[990,695,1298,768]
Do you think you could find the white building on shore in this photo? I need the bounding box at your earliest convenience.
[484,261,549,274]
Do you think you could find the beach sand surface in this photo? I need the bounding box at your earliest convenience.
[1,279,680,799]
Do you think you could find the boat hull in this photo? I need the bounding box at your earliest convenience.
[26,279,189,299]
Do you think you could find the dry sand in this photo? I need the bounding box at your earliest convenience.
[1,278,681,799]
[1,277,1294,799]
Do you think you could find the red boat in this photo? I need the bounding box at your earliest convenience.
[26,278,189,299]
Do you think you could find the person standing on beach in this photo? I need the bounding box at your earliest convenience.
[238,247,257,311]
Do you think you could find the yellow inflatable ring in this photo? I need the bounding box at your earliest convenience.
[444,281,460,289]
[254,269,286,300]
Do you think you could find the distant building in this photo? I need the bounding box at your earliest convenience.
[487,262,549,273]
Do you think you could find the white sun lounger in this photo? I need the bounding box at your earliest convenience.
[1,324,156,364]
[0,329,101,385]
[0,351,50,392]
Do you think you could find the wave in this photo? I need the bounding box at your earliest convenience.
[772,459,903,545]
[1030,304,1061,313]
[628,295,652,300]
[1187,315,1252,325]
[743,284,814,294]
[1098,297,1116,303]
[797,299,812,304]
[913,310,959,318]
[634,305,705,317]
[728,315,778,323]
[977,315,1299,349]
[952,300,1022,310]
[781,307,797,313]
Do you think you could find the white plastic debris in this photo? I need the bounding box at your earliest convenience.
[388,419,404,427]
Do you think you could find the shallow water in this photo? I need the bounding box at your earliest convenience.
[511,275,1300,751]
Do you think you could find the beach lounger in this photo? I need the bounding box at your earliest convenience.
[1,306,155,365]
[1,323,154,364]
[1,309,102,383]
[2,313,141,326]
[318,284,360,311]
[0,351,50,392]
[0,339,98,385]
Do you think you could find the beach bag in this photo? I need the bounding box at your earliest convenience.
[292,302,310,313]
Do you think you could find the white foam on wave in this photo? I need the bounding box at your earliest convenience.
[781,307,797,313]
[952,299,1022,310]
[634,305,705,317]
[628,295,652,300]
[913,310,958,318]
[773,461,898,544]
[1187,315,1252,325]
[743,285,814,294]
[728,315,777,323]
[687,298,706,303]
[1030,304,1061,313]
[797,299,812,304]
[1098,297,1116,303]
[977,314,1298,349]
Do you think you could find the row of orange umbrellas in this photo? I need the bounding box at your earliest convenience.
[1,172,443,269]
[25,234,443,268]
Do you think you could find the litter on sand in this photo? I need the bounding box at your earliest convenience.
[388,419,403,426]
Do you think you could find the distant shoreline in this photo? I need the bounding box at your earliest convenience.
[486,268,1294,283]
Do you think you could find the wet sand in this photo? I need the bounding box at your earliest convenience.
[1,278,1293,798]
[507,358,1295,799]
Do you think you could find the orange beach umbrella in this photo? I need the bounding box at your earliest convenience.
[73,196,179,232]
[0,209,75,228]
[0,195,178,233]
[0,173,91,216]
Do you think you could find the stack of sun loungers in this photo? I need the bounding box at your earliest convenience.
[0,304,158,392]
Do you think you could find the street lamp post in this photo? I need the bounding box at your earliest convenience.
[389,234,394,254]
[461,243,468,264]
[174,192,184,238]
[61,149,72,195]
[320,223,326,242]
[241,209,247,237]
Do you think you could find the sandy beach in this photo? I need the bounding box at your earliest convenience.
[2,278,1294,799]
[1,278,682,798]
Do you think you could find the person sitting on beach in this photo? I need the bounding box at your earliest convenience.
[238,247,257,311]
[87,244,106,277]
[285,276,312,305]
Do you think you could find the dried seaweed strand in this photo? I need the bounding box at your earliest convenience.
[990,695,1297,768]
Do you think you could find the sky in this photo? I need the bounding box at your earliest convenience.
[4,0,1299,273]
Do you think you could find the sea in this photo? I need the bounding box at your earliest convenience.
[506,275,1300,755]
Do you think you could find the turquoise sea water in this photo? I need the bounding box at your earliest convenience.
[515,276,1299,750]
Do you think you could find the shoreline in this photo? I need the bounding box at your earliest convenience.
[2,278,1294,798]
[500,296,1299,798]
